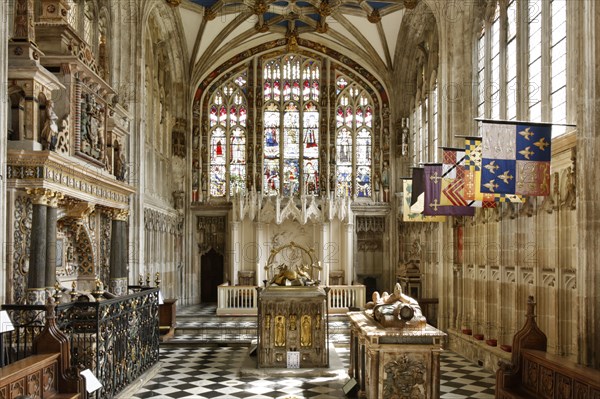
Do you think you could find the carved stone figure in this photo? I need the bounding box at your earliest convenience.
[370,283,427,329]
[41,100,59,150]
[275,315,285,347]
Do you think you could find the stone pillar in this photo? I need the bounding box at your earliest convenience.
[344,221,354,285]
[45,191,63,289]
[230,221,240,284]
[0,0,8,305]
[577,0,600,369]
[319,222,328,285]
[109,209,129,295]
[26,188,51,304]
[256,222,266,284]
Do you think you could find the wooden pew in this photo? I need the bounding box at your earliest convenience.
[496,296,600,398]
[0,300,83,399]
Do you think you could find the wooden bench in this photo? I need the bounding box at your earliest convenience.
[496,296,600,398]
[0,300,83,399]
[0,353,79,399]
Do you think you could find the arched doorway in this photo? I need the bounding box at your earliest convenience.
[201,248,223,303]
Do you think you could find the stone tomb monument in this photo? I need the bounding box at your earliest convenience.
[348,284,446,398]
[257,242,329,368]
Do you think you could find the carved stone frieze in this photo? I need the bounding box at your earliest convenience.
[7,150,134,207]
[145,208,183,235]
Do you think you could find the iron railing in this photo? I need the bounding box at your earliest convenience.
[2,287,160,399]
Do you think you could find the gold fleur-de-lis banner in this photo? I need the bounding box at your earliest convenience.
[480,122,552,196]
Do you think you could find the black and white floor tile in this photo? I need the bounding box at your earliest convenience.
[132,345,495,399]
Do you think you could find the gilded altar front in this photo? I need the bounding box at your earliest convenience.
[257,286,329,368]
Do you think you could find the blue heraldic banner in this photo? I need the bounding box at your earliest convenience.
[480,122,551,196]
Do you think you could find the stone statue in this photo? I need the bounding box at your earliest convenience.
[301,315,311,347]
[275,315,286,347]
[41,100,59,151]
[369,283,426,329]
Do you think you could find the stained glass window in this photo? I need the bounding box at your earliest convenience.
[209,72,247,197]
[335,75,373,197]
[262,55,320,196]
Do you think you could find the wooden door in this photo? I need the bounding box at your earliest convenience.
[201,248,223,303]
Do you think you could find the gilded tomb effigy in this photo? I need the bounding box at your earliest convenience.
[257,242,329,368]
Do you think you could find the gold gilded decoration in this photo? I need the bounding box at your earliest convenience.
[165,0,182,6]
[534,137,549,151]
[47,191,64,207]
[275,315,286,347]
[300,315,311,347]
[519,146,534,160]
[111,208,130,221]
[483,180,499,192]
[483,160,499,174]
[264,242,321,286]
[519,127,534,140]
[498,170,514,184]
[26,188,53,205]
[289,314,297,330]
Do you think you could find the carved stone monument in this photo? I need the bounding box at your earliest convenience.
[348,284,446,398]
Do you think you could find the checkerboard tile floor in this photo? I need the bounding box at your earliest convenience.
[131,345,495,398]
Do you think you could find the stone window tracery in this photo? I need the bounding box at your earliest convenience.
[209,72,248,197]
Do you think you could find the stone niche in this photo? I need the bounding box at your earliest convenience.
[257,286,328,368]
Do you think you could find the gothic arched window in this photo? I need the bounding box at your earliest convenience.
[335,75,373,197]
[209,72,248,197]
[262,55,320,196]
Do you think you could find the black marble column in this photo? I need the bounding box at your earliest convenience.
[27,189,49,304]
[109,209,129,295]
[45,192,61,289]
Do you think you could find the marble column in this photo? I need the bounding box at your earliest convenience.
[109,209,129,295]
[44,191,63,289]
[26,188,51,304]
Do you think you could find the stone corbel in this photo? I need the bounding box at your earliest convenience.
[519,196,535,217]
[560,148,576,210]
[539,172,558,214]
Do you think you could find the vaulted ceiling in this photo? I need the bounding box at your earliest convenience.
[176,0,426,85]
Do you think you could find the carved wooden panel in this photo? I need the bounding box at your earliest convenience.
[0,386,7,399]
[9,378,25,398]
[26,370,41,398]
[539,365,555,398]
[556,373,573,399]
[43,362,58,394]
[523,356,539,393]
[573,381,588,399]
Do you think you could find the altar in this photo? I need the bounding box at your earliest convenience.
[257,242,329,368]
